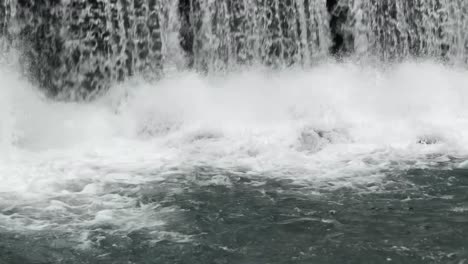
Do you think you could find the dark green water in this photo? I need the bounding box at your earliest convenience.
[1,165,467,264]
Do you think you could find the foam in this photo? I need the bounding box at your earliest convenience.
[1,60,468,236]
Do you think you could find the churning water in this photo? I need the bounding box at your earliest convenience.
[1,61,468,263]
[1,0,468,263]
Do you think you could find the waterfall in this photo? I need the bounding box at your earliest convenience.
[1,0,179,99]
[1,0,468,99]
[186,0,330,71]
[343,0,468,63]
[0,0,13,55]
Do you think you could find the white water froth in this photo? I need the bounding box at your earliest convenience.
[1,61,468,242]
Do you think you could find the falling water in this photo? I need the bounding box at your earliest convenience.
[0,0,13,56]
[181,0,468,68]
[187,0,330,70]
[1,0,182,99]
[2,0,468,96]
[343,0,468,62]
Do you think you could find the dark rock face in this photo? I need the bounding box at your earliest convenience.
[0,0,13,48]
[327,0,353,56]
[178,0,194,66]
[11,0,163,99]
[0,1,8,38]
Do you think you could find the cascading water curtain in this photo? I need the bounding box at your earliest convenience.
[344,0,468,63]
[189,0,330,72]
[3,0,468,100]
[47,0,167,98]
[0,0,15,60]
[1,0,177,99]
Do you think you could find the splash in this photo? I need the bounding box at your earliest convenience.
[2,61,468,182]
[1,59,468,246]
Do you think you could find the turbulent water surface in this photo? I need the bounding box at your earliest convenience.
[1,0,468,263]
[0,61,468,263]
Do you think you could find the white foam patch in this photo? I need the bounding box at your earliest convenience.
[451,206,468,213]
[1,61,468,235]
